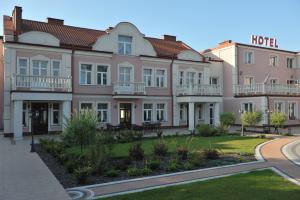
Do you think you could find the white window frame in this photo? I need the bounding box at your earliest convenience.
[179,71,185,86]
[241,102,254,112]
[198,72,203,85]
[269,55,279,67]
[244,50,254,64]
[143,103,153,122]
[156,102,167,122]
[288,101,298,120]
[17,57,29,75]
[269,78,278,84]
[155,68,167,88]
[209,77,219,85]
[30,56,50,76]
[118,63,134,83]
[198,103,204,120]
[51,102,61,126]
[274,101,285,113]
[286,57,294,69]
[96,102,110,123]
[79,101,94,111]
[79,62,94,85]
[96,63,111,86]
[244,76,255,85]
[142,67,154,87]
[118,35,133,55]
[51,59,61,77]
[186,71,196,86]
[287,79,296,85]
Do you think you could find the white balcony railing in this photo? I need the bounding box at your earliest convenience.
[113,82,146,95]
[177,84,222,96]
[12,74,72,92]
[233,83,300,96]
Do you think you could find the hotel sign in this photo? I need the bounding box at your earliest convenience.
[251,35,278,48]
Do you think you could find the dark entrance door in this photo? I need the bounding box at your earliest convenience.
[120,103,132,129]
[31,103,48,134]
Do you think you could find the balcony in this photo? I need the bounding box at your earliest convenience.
[176,84,222,96]
[12,74,72,92]
[113,82,146,97]
[233,83,300,96]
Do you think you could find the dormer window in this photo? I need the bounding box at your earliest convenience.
[118,35,132,55]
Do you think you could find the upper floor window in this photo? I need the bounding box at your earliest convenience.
[287,57,294,68]
[119,66,132,83]
[156,69,166,87]
[244,76,254,85]
[179,71,184,86]
[97,65,108,85]
[287,80,296,85]
[269,55,278,67]
[274,101,284,113]
[198,73,203,85]
[270,79,278,84]
[97,103,108,122]
[52,61,60,77]
[32,60,48,76]
[18,58,28,75]
[143,68,153,87]
[210,77,219,85]
[186,72,195,86]
[80,64,92,85]
[244,51,253,64]
[118,35,132,55]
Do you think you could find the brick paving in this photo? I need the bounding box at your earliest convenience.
[0,137,70,200]
[77,136,300,199]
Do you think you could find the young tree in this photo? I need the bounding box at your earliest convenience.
[240,111,263,136]
[220,112,236,131]
[270,112,287,134]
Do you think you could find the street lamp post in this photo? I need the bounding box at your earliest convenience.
[239,109,244,136]
[29,110,38,153]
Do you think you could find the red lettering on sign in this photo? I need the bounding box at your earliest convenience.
[258,36,264,45]
[270,38,274,47]
[251,35,258,45]
[275,39,278,48]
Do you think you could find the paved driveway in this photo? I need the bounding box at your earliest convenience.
[0,137,70,200]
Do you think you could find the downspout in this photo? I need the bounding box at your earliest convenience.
[170,54,175,127]
[71,46,75,113]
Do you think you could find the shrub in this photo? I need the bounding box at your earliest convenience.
[142,167,153,175]
[74,166,92,184]
[65,160,77,173]
[241,111,263,127]
[196,124,216,137]
[147,159,161,170]
[270,112,287,134]
[188,151,205,167]
[183,162,193,170]
[203,147,220,160]
[166,161,180,172]
[105,169,121,177]
[157,131,163,138]
[63,110,98,150]
[220,112,236,130]
[214,125,228,136]
[153,140,168,157]
[258,134,266,139]
[117,130,143,143]
[176,146,189,160]
[129,143,145,161]
[115,158,132,171]
[127,167,143,176]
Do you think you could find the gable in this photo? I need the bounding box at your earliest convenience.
[18,31,60,46]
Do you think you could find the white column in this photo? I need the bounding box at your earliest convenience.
[214,102,220,126]
[62,101,71,130]
[173,101,180,126]
[188,102,195,131]
[13,100,23,140]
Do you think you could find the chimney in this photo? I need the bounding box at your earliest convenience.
[162,35,176,42]
[219,40,232,45]
[47,17,64,25]
[12,6,22,35]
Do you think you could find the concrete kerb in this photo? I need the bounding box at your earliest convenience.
[270,167,300,187]
[282,139,300,166]
[254,138,279,161]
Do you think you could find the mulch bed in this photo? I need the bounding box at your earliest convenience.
[36,145,255,188]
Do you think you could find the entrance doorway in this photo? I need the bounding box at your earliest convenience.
[31,103,48,134]
[120,103,132,128]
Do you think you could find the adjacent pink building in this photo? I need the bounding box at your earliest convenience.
[1,7,223,139]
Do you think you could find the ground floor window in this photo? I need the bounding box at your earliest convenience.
[179,104,184,121]
[156,103,166,121]
[288,102,297,120]
[198,104,203,120]
[80,103,93,111]
[97,103,108,122]
[143,104,153,122]
[52,103,60,125]
[274,101,284,113]
[242,102,253,112]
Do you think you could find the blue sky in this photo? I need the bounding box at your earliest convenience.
[1,0,300,51]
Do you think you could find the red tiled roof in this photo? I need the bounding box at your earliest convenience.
[3,16,199,59]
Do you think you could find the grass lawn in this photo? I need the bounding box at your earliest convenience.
[67,135,268,158]
[101,170,300,200]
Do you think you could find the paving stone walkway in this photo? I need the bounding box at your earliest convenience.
[0,136,70,200]
[69,136,300,199]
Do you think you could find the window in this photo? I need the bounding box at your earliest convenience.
[97,65,108,85]
[119,66,131,83]
[52,61,60,77]
[52,103,60,125]
[179,71,184,86]
[32,60,48,76]
[18,58,28,75]
[143,104,153,122]
[270,79,278,84]
[198,73,203,85]
[288,102,297,120]
[287,80,296,85]
[156,69,166,87]
[186,72,195,86]
[80,103,93,111]
[198,104,203,120]
[22,102,28,127]
[179,104,184,120]
[244,51,253,64]
[80,64,92,85]
[143,68,153,87]
[210,77,219,85]
[156,103,166,121]
[269,55,278,67]
[118,35,132,55]
[274,102,284,113]
[244,77,254,85]
[287,58,294,68]
[97,103,108,122]
[242,102,253,112]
